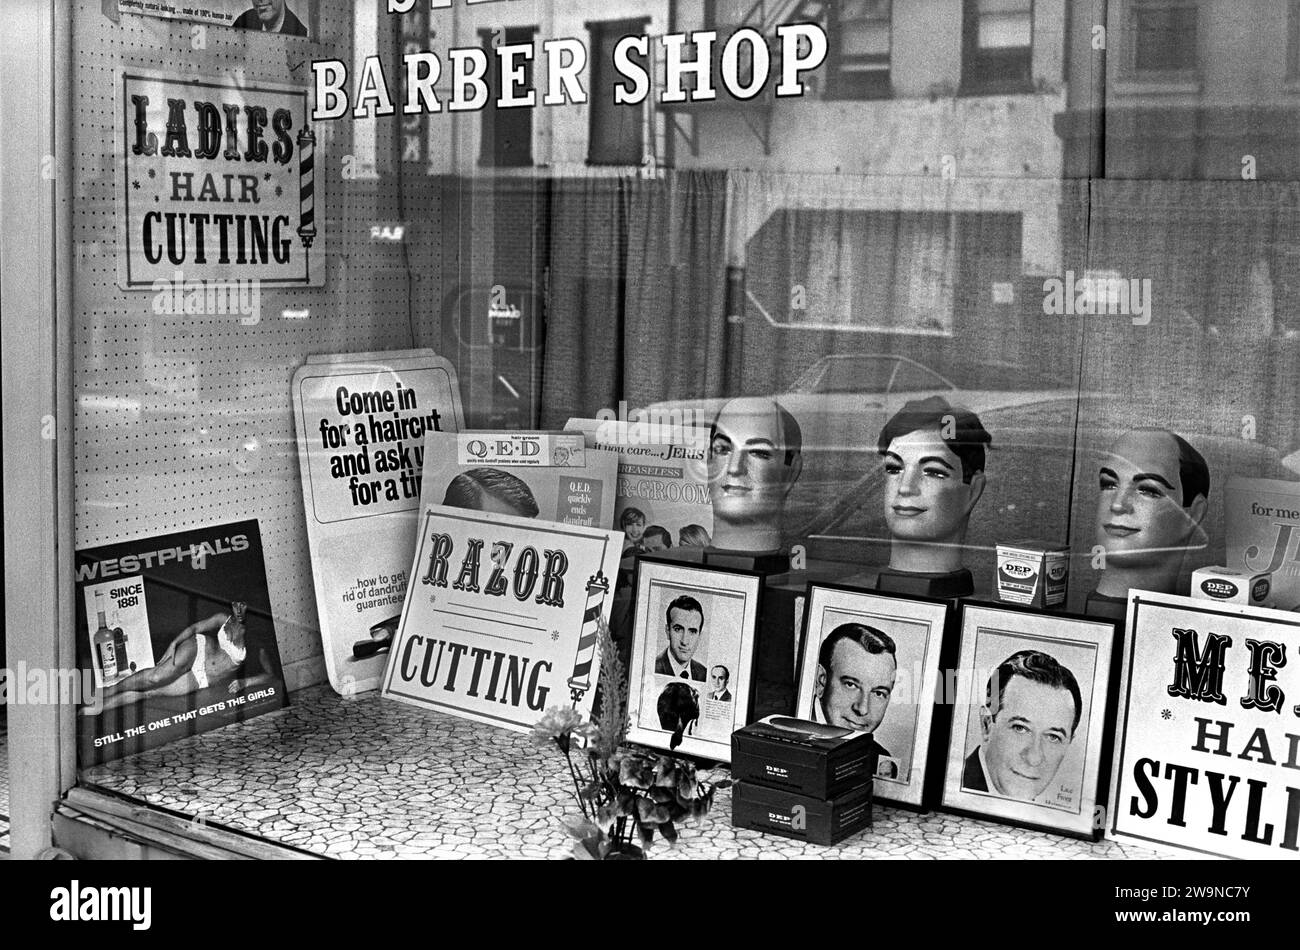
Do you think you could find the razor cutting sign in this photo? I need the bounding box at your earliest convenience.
[381,505,623,732]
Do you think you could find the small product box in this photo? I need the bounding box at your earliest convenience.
[732,780,873,847]
[1191,566,1272,608]
[731,715,879,800]
[995,540,1069,608]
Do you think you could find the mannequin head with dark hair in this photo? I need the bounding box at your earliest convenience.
[1093,428,1209,599]
[877,396,992,576]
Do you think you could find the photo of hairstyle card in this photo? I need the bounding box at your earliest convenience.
[293,350,465,696]
[564,418,713,558]
[941,604,1120,840]
[75,520,288,767]
[381,504,623,732]
[626,559,763,763]
[795,586,951,809]
[418,430,618,530]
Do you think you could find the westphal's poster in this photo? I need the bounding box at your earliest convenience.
[419,430,619,530]
[1226,477,1300,610]
[119,69,322,290]
[565,417,713,556]
[381,504,624,732]
[293,349,465,695]
[117,1,317,39]
[75,520,288,766]
[1108,591,1300,859]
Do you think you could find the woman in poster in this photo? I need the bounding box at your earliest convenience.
[82,602,273,715]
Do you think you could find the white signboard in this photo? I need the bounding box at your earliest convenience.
[382,505,623,732]
[292,350,464,695]
[120,70,322,289]
[1108,591,1300,859]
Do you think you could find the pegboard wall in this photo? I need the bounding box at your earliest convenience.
[70,0,450,691]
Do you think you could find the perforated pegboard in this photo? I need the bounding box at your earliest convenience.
[70,0,432,691]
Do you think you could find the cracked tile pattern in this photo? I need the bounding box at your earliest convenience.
[82,686,1174,860]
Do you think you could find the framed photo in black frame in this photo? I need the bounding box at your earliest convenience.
[794,584,952,810]
[940,602,1121,840]
[626,557,763,763]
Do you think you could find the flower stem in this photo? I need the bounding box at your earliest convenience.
[562,747,591,822]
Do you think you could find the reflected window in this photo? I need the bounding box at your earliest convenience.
[962,0,1034,94]
[1127,0,1199,76]
[480,26,537,168]
[830,0,892,99]
[588,18,649,166]
[1289,0,1300,78]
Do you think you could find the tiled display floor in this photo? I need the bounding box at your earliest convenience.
[82,686,1171,860]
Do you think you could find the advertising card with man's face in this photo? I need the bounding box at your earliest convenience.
[627,561,761,762]
[795,587,949,808]
[941,605,1117,839]
[960,631,1096,814]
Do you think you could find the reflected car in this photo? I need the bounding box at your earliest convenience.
[793,396,1298,599]
[641,353,1088,457]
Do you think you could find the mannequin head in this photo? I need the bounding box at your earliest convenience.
[1093,429,1209,596]
[877,397,990,575]
[707,397,803,552]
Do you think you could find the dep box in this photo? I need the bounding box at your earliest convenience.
[731,716,879,799]
[732,780,874,847]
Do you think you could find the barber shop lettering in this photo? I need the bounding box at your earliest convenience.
[1126,627,1300,852]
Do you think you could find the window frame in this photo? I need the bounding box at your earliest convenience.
[827,0,894,101]
[960,0,1036,97]
[1287,0,1300,79]
[586,17,651,167]
[1122,0,1201,83]
[478,25,539,169]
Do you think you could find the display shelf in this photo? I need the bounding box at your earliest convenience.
[81,686,1174,860]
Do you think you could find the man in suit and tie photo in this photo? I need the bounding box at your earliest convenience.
[962,650,1082,803]
[708,665,732,702]
[655,595,707,682]
[812,622,896,763]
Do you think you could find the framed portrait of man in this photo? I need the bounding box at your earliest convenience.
[794,585,951,810]
[626,558,763,763]
[941,603,1121,840]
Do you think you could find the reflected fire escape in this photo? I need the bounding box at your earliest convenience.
[662,0,831,158]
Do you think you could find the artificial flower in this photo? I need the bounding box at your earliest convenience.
[531,705,585,751]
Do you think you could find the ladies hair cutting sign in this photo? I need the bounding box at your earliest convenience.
[119,70,322,290]
[311,1,830,121]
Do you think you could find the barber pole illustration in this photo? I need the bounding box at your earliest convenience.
[567,571,610,704]
[297,126,316,250]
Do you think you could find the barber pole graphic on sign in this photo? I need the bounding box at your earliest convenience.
[296,126,316,250]
[567,571,610,704]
